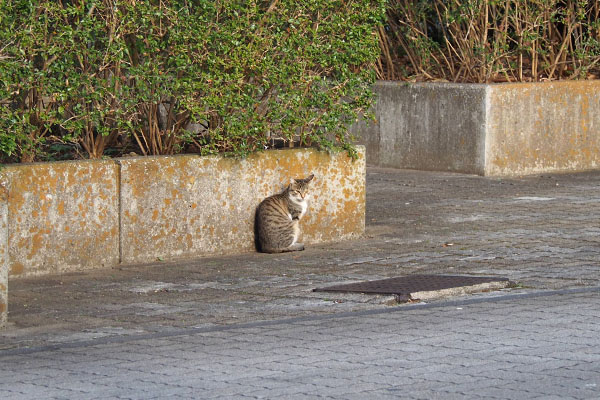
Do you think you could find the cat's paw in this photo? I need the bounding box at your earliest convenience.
[290,243,305,251]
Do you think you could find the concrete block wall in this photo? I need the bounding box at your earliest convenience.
[119,148,365,264]
[2,161,120,277]
[485,80,600,176]
[1,148,364,277]
[0,148,365,326]
[356,80,600,176]
[353,82,487,175]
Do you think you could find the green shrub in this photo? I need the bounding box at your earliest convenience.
[378,0,600,82]
[0,0,384,163]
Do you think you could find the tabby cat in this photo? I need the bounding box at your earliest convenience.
[255,174,314,253]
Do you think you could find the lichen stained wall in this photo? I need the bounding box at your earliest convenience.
[486,81,600,176]
[1,160,120,277]
[119,147,365,264]
[0,148,364,279]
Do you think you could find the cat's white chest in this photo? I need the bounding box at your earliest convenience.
[296,195,309,219]
[287,199,308,221]
[299,198,308,218]
[288,194,309,220]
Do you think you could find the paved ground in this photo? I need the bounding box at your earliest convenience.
[2,288,600,399]
[2,167,600,398]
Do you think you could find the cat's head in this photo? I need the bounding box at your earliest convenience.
[288,174,314,202]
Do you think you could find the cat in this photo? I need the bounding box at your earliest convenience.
[255,174,314,253]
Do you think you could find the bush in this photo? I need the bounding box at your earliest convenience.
[377,0,600,82]
[0,0,384,163]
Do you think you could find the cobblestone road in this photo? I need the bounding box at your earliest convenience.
[2,288,600,399]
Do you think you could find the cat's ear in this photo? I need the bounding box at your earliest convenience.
[306,174,314,182]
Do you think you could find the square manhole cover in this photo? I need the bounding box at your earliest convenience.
[313,275,510,300]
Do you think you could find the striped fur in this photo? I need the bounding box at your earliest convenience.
[255,174,314,253]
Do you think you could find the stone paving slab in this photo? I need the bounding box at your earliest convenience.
[2,167,600,351]
[1,289,600,399]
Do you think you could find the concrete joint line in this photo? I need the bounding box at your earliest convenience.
[115,159,123,265]
[484,85,492,176]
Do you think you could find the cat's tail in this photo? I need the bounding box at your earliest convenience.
[253,206,262,252]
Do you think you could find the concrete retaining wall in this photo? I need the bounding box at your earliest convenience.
[486,81,600,176]
[356,80,600,176]
[119,149,365,264]
[1,161,120,277]
[0,147,365,326]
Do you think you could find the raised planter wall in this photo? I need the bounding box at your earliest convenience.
[0,147,365,326]
[2,147,365,277]
[119,148,365,264]
[1,161,120,277]
[486,81,600,176]
[354,80,600,176]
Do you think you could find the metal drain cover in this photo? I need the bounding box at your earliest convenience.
[313,275,510,299]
